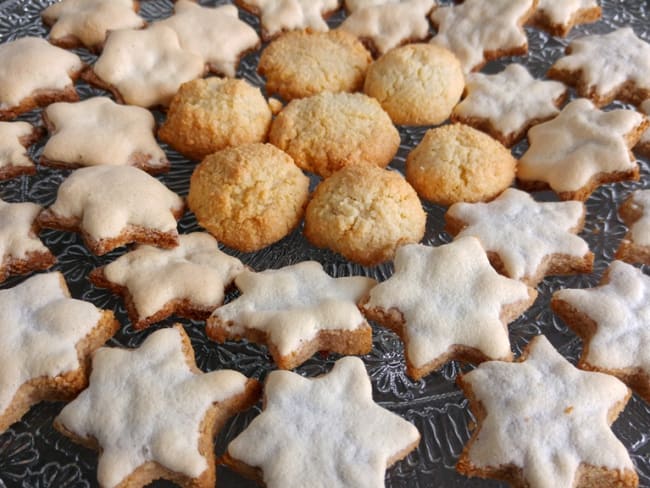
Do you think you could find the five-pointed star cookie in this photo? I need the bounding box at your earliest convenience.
[451,63,568,147]
[55,325,260,488]
[445,188,593,286]
[457,334,638,488]
[0,121,42,180]
[635,99,650,157]
[360,237,537,380]
[0,272,118,433]
[527,0,601,37]
[207,261,376,369]
[518,98,648,201]
[223,356,420,487]
[616,189,650,265]
[549,27,650,107]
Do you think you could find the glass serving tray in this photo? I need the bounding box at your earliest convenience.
[0,0,648,487]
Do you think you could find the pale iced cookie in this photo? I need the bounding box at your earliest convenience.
[37,166,185,256]
[405,124,516,205]
[188,143,309,253]
[457,334,637,488]
[451,64,568,147]
[344,0,399,12]
[269,92,399,177]
[445,188,593,286]
[0,272,119,434]
[548,28,650,107]
[0,37,83,121]
[207,261,375,370]
[55,325,260,488]
[527,0,601,37]
[258,29,371,101]
[42,97,168,173]
[304,164,426,266]
[616,190,650,265]
[518,98,648,201]
[41,0,144,52]
[84,26,205,108]
[430,0,538,74]
[634,99,650,157]
[223,356,420,487]
[363,43,464,125]
[0,121,42,180]
[155,1,259,77]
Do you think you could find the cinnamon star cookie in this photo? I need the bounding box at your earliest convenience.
[0,121,42,180]
[527,0,601,37]
[616,189,650,265]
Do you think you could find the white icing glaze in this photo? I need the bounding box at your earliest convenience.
[56,326,248,488]
[0,199,49,261]
[536,0,598,26]
[345,0,399,12]
[227,356,420,487]
[243,0,340,38]
[0,121,35,169]
[463,335,634,488]
[639,99,650,150]
[626,189,650,248]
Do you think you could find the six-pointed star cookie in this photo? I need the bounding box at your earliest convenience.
[616,189,650,265]
[451,64,568,147]
[636,99,650,157]
[518,98,648,201]
[0,272,118,433]
[360,237,537,380]
[55,325,260,488]
[549,27,650,107]
[223,356,420,487]
[207,261,376,369]
[0,121,42,180]
[445,188,593,286]
[527,0,601,37]
[457,334,638,488]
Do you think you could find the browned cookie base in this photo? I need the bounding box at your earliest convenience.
[0,82,81,121]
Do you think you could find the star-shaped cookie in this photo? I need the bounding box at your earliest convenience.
[207,261,376,370]
[616,189,650,265]
[429,0,538,73]
[549,27,650,107]
[0,272,119,433]
[360,237,537,380]
[37,166,185,256]
[55,325,260,488]
[0,121,42,180]
[445,188,593,286]
[636,99,650,157]
[457,334,637,488]
[518,98,648,201]
[451,64,568,147]
[527,0,601,37]
[223,356,420,487]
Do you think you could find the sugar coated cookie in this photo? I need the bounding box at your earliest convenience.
[527,0,601,37]
[634,99,650,157]
[0,121,42,180]
[616,189,650,265]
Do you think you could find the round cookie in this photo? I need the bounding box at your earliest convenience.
[258,29,372,101]
[159,78,272,161]
[363,43,464,125]
[269,91,399,178]
[406,124,516,206]
[304,164,426,266]
[188,143,309,252]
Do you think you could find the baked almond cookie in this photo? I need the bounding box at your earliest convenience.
[38,166,185,255]
[188,143,309,252]
[527,0,601,37]
[457,334,637,488]
[634,99,650,157]
[269,92,399,177]
[223,356,420,487]
[405,124,516,205]
[360,238,536,380]
[0,272,119,434]
[304,164,426,266]
[42,97,168,173]
[518,98,648,201]
[0,37,83,120]
[363,43,464,126]
[258,29,371,101]
[451,64,568,147]
[0,121,42,180]
[616,189,650,265]
[207,261,375,370]
[55,325,260,488]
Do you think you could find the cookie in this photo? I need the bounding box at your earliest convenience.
[159,78,272,161]
[304,164,426,266]
[527,0,601,37]
[207,261,375,370]
[457,334,637,488]
[451,63,568,147]
[363,43,464,125]
[0,36,83,121]
[616,189,650,265]
[0,121,42,180]
[37,166,185,256]
[55,325,260,488]
[518,98,648,201]
[223,356,420,487]
[0,272,119,434]
[258,29,371,101]
[548,27,650,107]
[344,0,399,11]
[269,91,399,177]
[42,97,168,173]
[405,123,516,205]
[634,99,650,157]
[188,143,309,253]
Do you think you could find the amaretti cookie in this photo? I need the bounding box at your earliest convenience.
[0,121,42,180]
[527,0,601,37]
[616,189,650,265]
